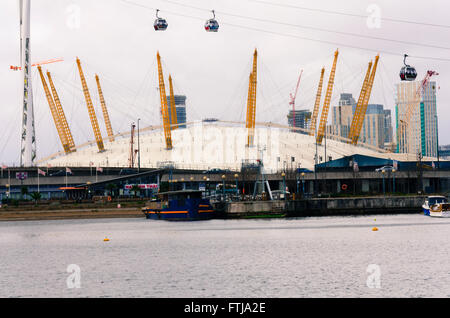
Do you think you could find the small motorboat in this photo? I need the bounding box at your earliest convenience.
[422,195,450,218]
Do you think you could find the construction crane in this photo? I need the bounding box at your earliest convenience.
[168,75,178,130]
[95,74,115,142]
[289,70,303,130]
[46,71,76,152]
[10,58,64,71]
[156,52,173,150]
[397,70,438,154]
[76,57,105,152]
[316,49,339,145]
[309,68,325,136]
[245,49,258,147]
[37,66,71,154]
[128,123,138,168]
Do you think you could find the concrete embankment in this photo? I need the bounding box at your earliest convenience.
[287,195,426,217]
[214,200,287,218]
[215,195,427,218]
[0,208,143,221]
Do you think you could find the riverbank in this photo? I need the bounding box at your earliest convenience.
[0,195,429,221]
[0,207,143,221]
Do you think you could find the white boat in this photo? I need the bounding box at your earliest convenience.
[422,196,450,218]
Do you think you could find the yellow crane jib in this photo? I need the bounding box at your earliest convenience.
[95,74,115,143]
[246,49,258,147]
[168,75,178,130]
[316,49,339,145]
[350,54,379,145]
[37,66,70,154]
[157,52,173,150]
[348,60,373,144]
[47,71,76,152]
[76,57,105,152]
[309,67,325,136]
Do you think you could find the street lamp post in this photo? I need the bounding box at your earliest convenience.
[203,176,207,196]
[137,118,141,173]
[381,170,386,195]
[281,172,286,201]
[301,172,305,195]
[221,175,226,201]
[392,169,396,194]
[190,177,194,190]
[234,173,239,197]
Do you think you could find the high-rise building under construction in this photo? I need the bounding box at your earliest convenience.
[395,81,438,157]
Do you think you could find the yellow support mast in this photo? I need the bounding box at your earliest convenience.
[168,75,178,130]
[246,49,258,147]
[245,72,253,130]
[349,55,379,145]
[76,57,105,152]
[37,66,71,154]
[47,71,76,152]
[309,67,325,136]
[95,74,115,142]
[316,49,339,145]
[348,61,373,143]
[156,52,173,150]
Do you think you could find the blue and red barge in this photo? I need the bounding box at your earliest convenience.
[142,190,215,221]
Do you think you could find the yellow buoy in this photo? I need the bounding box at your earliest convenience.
[372,227,378,231]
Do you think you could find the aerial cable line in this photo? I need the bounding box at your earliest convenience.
[120,0,450,62]
[161,0,450,51]
[249,0,450,30]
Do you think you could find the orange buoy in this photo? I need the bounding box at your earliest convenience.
[104,238,110,241]
[372,227,378,231]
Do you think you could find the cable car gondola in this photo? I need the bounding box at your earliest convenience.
[154,9,168,31]
[204,10,219,32]
[399,54,417,81]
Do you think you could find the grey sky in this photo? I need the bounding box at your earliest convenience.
[1,0,449,165]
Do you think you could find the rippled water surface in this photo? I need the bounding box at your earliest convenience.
[0,214,449,297]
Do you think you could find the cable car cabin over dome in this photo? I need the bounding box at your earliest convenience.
[154,9,168,31]
[154,18,168,31]
[400,54,417,81]
[205,19,219,32]
[205,10,219,32]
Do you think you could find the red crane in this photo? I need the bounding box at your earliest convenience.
[289,70,303,130]
[10,58,64,71]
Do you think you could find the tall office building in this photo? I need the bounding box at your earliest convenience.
[329,93,392,149]
[395,81,438,157]
[287,109,311,133]
[329,93,356,138]
[359,104,386,149]
[166,95,187,129]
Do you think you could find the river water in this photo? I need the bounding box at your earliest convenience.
[0,214,449,298]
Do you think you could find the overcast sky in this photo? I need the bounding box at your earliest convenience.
[1,0,449,165]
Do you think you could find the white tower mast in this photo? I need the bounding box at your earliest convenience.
[20,0,36,167]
